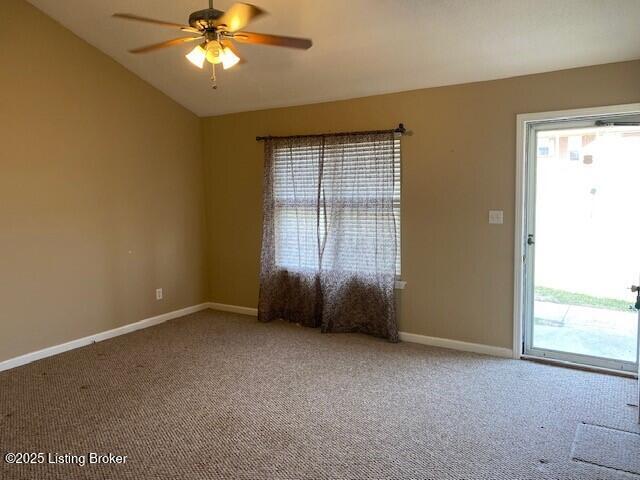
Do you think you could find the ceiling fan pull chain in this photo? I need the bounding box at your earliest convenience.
[211,63,218,89]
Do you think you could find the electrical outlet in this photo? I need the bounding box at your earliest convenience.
[155,288,163,300]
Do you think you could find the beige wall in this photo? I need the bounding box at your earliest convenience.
[1,0,638,362]
[0,0,209,362]
[202,60,640,349]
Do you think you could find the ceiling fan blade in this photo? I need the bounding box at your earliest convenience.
[181,26,203,34]
[129,36,202,54]
[113,13,189,29]
[221,40,247,64]
[232,32,312,49]
[215,3,266,32]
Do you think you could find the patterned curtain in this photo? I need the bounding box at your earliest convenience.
[258,132,399,342]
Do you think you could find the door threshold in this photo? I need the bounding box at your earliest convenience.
[521,354,638,379]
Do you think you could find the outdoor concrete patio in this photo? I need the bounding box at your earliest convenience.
[534,301,638,363]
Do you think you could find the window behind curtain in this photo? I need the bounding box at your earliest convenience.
[272,137,401,274]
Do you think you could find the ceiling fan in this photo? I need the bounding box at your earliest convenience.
[113,1,313,89]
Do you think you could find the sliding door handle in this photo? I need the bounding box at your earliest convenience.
[632,285,640,310]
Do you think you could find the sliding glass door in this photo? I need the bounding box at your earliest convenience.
[523,113,640,373]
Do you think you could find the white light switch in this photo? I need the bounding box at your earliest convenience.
[488,210,504,224]
[156,288,163,300]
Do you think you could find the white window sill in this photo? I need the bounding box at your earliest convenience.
[395,280,407,290]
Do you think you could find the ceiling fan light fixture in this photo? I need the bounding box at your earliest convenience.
[186,44,206,69]
[221,47,240,70]
[115,2,313,88]
[205,42,223,64]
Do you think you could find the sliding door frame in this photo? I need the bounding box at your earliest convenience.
[513,103,640,374]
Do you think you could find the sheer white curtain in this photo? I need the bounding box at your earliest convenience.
[259,132,399,341]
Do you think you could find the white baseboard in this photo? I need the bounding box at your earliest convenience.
[0,303,210,373]
[398,331,513,358]
[0,302,512,373]
[206,302,512,358]
[208,302,258,316]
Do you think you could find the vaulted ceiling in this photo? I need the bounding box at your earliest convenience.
[28,0,640,117]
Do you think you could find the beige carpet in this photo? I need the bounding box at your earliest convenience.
[1,309,638,480]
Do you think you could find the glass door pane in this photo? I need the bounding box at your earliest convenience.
[529,122,640,370]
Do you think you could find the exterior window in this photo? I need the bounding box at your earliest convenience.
[272,138,401,275]
[568,135,581,161]
[537,137,555,158]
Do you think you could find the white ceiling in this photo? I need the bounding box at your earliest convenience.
[28,0,640,117]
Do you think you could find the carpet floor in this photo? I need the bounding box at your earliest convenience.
[1,309,638,480]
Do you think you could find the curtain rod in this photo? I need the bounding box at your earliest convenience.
[255,124,407,141]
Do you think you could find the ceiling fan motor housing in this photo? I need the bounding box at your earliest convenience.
[189,9,225,30]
